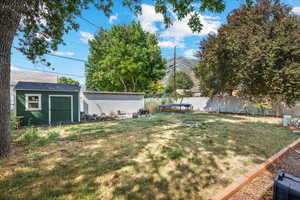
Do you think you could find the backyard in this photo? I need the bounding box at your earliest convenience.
[0,113,299,200]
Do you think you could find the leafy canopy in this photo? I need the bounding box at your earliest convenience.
[58,77,80,86]
[13,0,228,64]
[194,0,300,105]
[86,22,166,94]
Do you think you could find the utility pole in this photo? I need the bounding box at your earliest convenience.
[173,46,177,99]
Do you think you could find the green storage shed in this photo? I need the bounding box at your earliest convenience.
[15,82,80,126]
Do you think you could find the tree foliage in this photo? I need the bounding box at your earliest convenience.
[10,0,227,65]
[86,22,166,94]
[58,77,80,86]
[166,71,194,94]
[194,0,300,105]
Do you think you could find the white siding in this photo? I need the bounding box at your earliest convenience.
[81,92,144,115]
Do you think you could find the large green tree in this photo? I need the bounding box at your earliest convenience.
[58,77,80,86]
[1,0,248,157]
[86,22,166,94]
[166,71,194,94]
[195,0,300,106]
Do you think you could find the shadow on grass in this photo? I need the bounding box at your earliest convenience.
[1,113,298,200]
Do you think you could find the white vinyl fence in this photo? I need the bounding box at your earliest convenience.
[146,96,300,116]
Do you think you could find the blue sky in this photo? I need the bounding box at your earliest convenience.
[11,0,300,84]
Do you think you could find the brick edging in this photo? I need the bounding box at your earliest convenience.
[210,138,300,200]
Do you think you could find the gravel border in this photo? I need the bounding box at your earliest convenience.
[229,145,300,200]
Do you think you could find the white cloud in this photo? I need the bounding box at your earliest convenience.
[158,40,185,48]
[160,14,221,42]
[80,31,94,44]
[158,41,176,48]
[184,49,197,59]
[53,51,75,56]
[137,4,164,34]
[137,4,221,48]
[292,7,300,15]
[109,14,118,24]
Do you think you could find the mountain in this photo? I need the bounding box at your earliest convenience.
[162,56,199,88]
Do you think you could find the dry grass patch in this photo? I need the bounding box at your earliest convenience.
[0,113,299,200]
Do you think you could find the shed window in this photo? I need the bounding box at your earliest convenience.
[25,94,41,111]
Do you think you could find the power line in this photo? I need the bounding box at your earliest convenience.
[12,64,84,78]
[47,53,87,63]
[13,46,88,63]
[79,16,101,29]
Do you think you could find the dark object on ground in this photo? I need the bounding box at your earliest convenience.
[132,109,150,118]
[117,110,126,115]
[138,109,150,116]
[290,118,300,127]
[132,113,139,118]
[273,172,300,200]
[80,112,116,122]
[159,104,192,112]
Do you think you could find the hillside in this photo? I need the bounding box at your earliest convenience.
[162,56,199,88]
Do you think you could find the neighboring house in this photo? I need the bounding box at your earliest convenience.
[15,82,80,126]
[10,70,58,112]
[81,91,144,115]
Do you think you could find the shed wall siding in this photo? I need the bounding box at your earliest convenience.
[81,93,144,115]
[16,90,79,126]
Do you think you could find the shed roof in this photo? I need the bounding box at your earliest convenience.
[15,82,80,92]
[83,91,144,96]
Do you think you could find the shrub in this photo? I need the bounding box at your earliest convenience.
[160,98,173,105]
[145,100,160,113]
[47,131,59,141]
[20,127,40,145]
[9,114,17,130]
[145,98,174,113]
[17,128,60,146]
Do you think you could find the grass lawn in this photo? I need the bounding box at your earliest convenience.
[0,113,299,200]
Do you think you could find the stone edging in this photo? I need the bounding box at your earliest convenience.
[210,138,300,200]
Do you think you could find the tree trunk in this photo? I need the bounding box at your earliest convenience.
[120,78,127,92]
[131,76,136,92]
[272,96,282,117]
[0,0,21,157]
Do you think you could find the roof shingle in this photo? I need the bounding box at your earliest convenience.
[15,82,80,92]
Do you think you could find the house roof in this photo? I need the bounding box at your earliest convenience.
[15,82,80,92]
[10,70,57,86]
